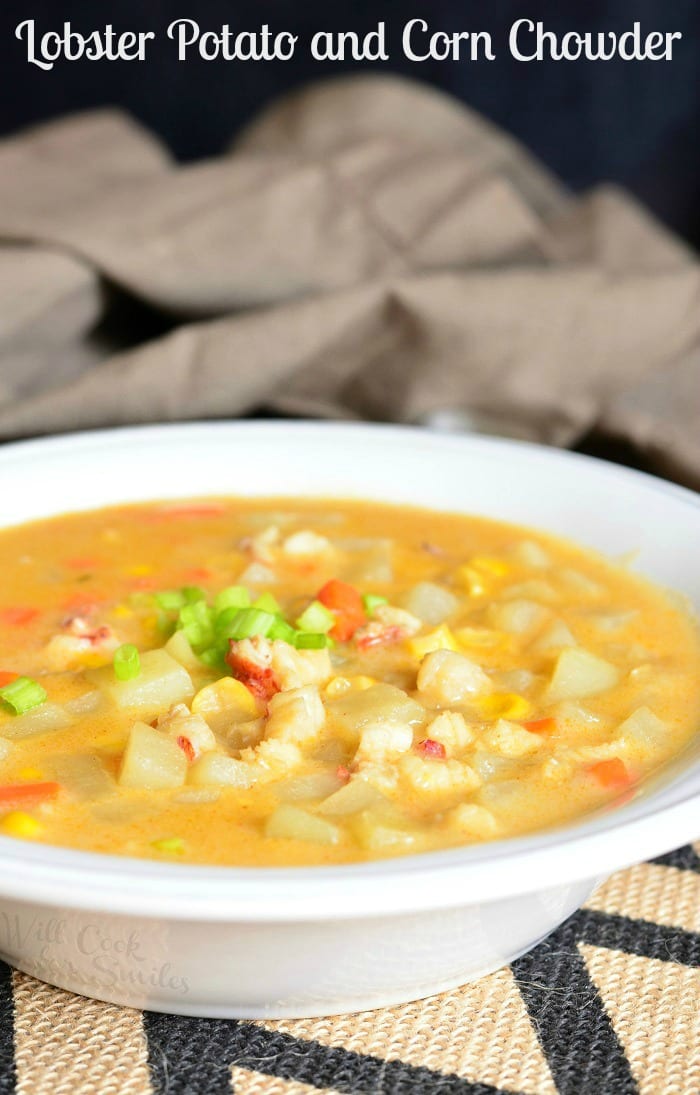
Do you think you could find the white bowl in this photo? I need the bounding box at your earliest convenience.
[0,422,698,1018]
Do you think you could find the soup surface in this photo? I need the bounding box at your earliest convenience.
[0,497,698,866]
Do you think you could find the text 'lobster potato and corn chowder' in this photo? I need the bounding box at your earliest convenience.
[0,498,698,865]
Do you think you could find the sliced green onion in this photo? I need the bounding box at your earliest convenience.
[154,589,187,611]
[363,594,388,617]
[0,676,48,715]
[253,591,282,615]
[113,644,141,681]
[295,600,336,634]
[269,618,298,645]
[214,606,245,639]
[197,646,228,670]
[181,586,206,604]
[227,608,277,641]
[177,601,215,650]
[214,586,251,613]
[295,632,332,650]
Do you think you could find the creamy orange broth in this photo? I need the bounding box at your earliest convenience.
[0,497,698,866]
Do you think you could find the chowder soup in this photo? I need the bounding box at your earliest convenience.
[0,497,698,866]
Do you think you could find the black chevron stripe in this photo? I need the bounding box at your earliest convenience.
[143,1011,515,1095]
[577,909,700,966]
[512,911,639,1095]
[651,844,700,873]
[0,963,15,1095]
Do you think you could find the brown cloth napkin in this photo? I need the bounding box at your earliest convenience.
[0,74,698,487]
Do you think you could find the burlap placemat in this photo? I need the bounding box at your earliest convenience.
[0,843,697,1094]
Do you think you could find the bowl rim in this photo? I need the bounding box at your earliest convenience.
[0,419,698,921]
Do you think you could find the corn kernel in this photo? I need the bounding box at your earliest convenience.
[113,604,134,619]
[79,653,112,669]
[325,675,376,698]
[18,767,43,781]
[406,625,460,660]
[470,556,510,577]
[454,565,488,596]
[473,693,532,720]
[455,627,511,650]
[125,564,153,577]
[1,811,43,839]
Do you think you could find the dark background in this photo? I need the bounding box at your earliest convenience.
[1,1,699,245]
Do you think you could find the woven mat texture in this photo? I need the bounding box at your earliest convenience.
[0,844,698,1094]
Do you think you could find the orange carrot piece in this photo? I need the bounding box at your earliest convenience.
[0,782,60,809]
[0,672,19,688]
[0,607,40,627]
[317,579,366,641]
[523,717,557,734]
[64,556,101,570]
[588,758,631,789]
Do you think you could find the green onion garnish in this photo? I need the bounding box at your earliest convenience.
[269,618,298,644]
[295,600,336,634]
[198,646,228,670]
[214,586,251,613]
[177,601,215,650]
[363,594,388,617]
[252,591,282,615]
[113,644,141,681]
[154,589,187,611]
[0,676,48,715]
[295,632,332,650]
[181,586,206,604]
[227,608,277,641]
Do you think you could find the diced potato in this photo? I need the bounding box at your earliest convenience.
[471,749,519,781]
[417,649,492,704]
[64,690,103,717]
[90,650,194,714]
[327,684,425,739]
[165,629,203,672]
[488,599,548,635]
[546,648,620,703]
[50,753,115,800]
[317,777,386,816]
[353,812,421,851]
[504,580,556,603]
[274,769,344,802]
[482,719,542,758]
[591,611,637,634]
[512,540,551,569]
[188,751,256,789]
[498,668,538,693]
[0,702,72,741]
[400,582,459,626]
[616,706,667,748]
[532,620,577,653]
[192,677,260,734]
[455,626,510,651]
[118,722,188,789]
[561,569,603,596]
[265,804,342,845]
